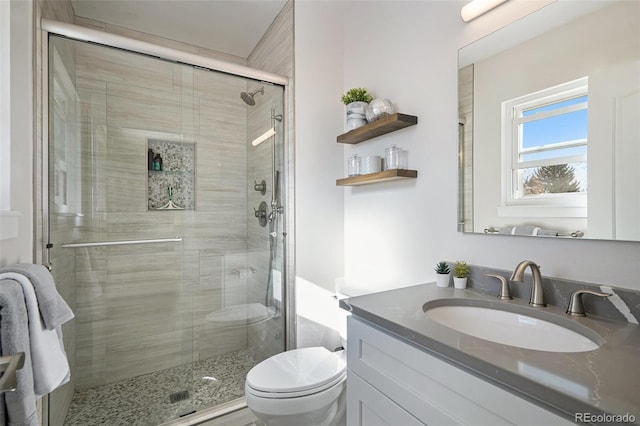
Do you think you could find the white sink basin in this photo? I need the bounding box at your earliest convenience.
[424,304,600,353]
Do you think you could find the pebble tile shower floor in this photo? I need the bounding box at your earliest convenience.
[64,350,256,426]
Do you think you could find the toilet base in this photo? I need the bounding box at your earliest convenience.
[250,400,345,426]
[254,403,344,426]
[246,381,346,426]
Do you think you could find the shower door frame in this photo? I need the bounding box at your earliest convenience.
[38,19,295,426]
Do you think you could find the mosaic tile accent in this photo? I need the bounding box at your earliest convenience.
[147,139,195,210]
[64,350,255,426]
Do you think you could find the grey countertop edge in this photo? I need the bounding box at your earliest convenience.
[339,283,640,426]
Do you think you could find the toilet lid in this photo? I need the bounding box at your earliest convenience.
[205,303,272,327]
[246,347,346,395]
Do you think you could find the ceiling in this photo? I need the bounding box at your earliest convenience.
[70,0,288,58]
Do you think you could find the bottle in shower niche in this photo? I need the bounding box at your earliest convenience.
[152,153,163,171]
[148,148,154,170]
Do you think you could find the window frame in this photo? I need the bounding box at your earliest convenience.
[500,77,588,217]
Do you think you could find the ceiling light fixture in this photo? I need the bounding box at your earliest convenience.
[461,0,509,22]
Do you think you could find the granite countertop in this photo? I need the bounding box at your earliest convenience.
[340,283,640,424]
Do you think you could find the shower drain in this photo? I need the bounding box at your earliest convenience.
[169,390,190,403]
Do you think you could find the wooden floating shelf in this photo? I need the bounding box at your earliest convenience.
[336,169,418,186]
[337,113,418,145]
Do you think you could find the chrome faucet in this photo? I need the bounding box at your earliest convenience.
[566,290,612,317]
[510,261,546,307]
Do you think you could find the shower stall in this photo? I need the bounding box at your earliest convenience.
[45,28,287,426]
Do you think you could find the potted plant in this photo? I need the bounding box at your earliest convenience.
[341,87,373,130]
[434,261,451,288]
[453,261,470,289]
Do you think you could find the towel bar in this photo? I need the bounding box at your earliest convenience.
[484,227,584,238]
[0,352,25,393]
[61,236,182,248]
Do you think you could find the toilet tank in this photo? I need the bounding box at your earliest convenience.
[296,278,351,350]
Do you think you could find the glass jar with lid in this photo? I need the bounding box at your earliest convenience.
[384,145,401,170]
[348,154,361,176]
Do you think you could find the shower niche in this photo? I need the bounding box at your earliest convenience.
[147,138,196,210]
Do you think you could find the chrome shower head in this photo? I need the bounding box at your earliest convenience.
[240,87,264,106]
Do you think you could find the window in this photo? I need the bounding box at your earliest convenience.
[501,78,588,216]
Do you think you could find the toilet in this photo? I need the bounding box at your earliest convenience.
[245,346,347,426]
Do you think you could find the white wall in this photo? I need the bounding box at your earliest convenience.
[342,0,462,293]
[295,0,640,294]
[0,0,33,265]
[294,1,345,292]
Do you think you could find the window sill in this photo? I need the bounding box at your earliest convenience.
[0,210,22,240]
[497,205,586,218]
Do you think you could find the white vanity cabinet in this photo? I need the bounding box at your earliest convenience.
[346,316,574,426]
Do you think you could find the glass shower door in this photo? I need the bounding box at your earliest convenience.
[47,35,197,425]
[47,33,287,426]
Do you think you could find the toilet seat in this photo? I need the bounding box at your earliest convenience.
[246,373,346,399]
[246,347,346,399]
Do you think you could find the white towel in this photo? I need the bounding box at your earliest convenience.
[498,226,514,234]
[512,225,541,236]
[0,273,70,397]
[0,264,74,330]
[0,279,39,426]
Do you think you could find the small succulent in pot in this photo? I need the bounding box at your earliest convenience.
[434,261,450,275]
[453,261,469,278]
[341,87,373,105]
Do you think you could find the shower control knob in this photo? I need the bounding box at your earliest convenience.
[254,201,268,227]
[254,180,266,195]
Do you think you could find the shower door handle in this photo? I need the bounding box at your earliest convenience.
[0,352,25,393]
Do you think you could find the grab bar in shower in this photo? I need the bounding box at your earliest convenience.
[61,236,183,248]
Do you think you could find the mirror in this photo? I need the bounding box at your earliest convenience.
[458,0,639,241]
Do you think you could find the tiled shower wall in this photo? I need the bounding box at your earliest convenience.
[247,0,294,360]
[60,38,258,389]
[244,82,283,364]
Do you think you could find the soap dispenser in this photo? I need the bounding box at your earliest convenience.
[152,153,163,171]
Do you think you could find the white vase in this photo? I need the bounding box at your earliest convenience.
[436,273,450,288]
[346,101,368,130]
[453,277,468,289]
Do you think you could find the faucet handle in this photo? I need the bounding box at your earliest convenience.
[484,274,512,300]
[566,290,612,317]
